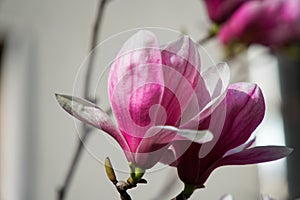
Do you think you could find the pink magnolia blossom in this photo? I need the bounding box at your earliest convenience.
[203,0,251,23]
[165,82,292,188]
[218,0,300,49]
[56,30,230,171]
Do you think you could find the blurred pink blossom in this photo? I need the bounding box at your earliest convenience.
[203,0,251,23]
[218,0,300,49]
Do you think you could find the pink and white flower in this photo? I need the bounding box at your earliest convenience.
[56,30,230,171]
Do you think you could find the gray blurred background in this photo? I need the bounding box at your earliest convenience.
[0,0,288,199]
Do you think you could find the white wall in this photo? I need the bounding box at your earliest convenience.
[0,0,261,199]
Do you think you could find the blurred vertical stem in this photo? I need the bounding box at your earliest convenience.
[57,0,109,199]
[277,45,300,199]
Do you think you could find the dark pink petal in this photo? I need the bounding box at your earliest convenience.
[218,146,293,166]
[204,0,249,23]
[213,82,265,155]
[218,0,300,48]
[174,83,266,186]
[55,94,133,160]
[218,1,265,45]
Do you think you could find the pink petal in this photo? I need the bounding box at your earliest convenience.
[108,31,164,152]
[55,94,132,160]
[109,30,162,96]
[218,146,293,166]
[219,83,265,151]
[181,62,230,130]
[218,1,265,45]
[134,126,212,169]
[160,36,202,125]
[159,149,177,167]
[110,65,164,152]
[203,82,265,160]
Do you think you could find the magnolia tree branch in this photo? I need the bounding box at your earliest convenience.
[197,32,215,45]
[197,24,218,45]
[57,0,109,199]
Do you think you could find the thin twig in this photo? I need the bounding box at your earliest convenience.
[197,32,215,45]
[57,0,109,199]
[84,0,108,99]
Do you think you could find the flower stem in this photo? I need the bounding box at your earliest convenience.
[172,184,196,200]
[197,24,219,45]
[104,157,147,200]
[197,32,215,45]
[56,0,109,199]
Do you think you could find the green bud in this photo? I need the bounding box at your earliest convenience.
[127,163,145,185]
[134,167,144,181]
[104,157,117,183]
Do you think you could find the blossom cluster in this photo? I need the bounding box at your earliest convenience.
[204,0,300,49]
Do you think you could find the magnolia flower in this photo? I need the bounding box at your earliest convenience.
[56,31,230,174]
[218,0,300,49]
[203,0,249,23]
[165,82,292,189]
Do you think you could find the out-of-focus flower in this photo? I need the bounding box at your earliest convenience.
[220,194,275,200]
[56,31,230,174]
[220,194,233,200]
[166,82,292,188]
[203,0,251,23]
[218,0,300,49]
[261,194,275,200]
